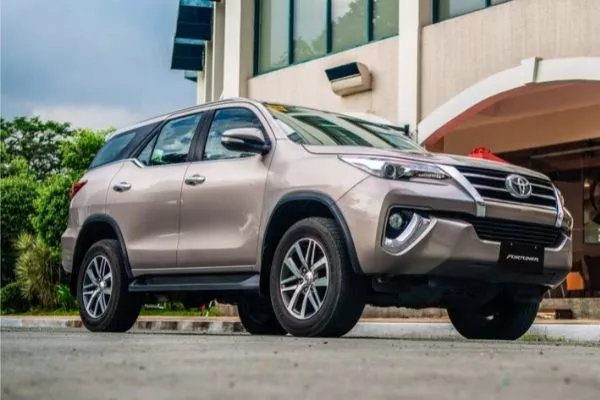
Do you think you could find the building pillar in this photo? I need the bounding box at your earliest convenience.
[211,0,226,100]
[397,0,432,137]
[221,0,255,99]
[196,71,206,104]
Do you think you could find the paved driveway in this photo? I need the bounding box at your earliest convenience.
[1,329,599,400]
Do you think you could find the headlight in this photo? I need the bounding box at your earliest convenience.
[339,156,449,181]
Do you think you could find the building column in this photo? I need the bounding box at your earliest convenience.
[196,42,214,104]
[397,0,432,137]
[221,0,255,98]
[211,0,226,100]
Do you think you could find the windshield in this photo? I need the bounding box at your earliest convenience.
[264,103,425,152]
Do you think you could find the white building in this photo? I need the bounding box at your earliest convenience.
[171,0,600,295]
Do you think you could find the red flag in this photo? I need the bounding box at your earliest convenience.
[468,147,508,164]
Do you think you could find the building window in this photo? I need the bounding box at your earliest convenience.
[257,0,290,72]
[293,0,327,63]
[433,0,512,23]
[373,0,399,40]
[255,0,399,74]
[331,0,368,52]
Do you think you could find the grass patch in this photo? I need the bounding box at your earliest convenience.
[520,332,566,343]
[4,303,222,318]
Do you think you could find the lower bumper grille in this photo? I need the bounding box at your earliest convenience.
[429,212,563,248]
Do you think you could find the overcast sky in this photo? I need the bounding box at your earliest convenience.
[1,0,196,130]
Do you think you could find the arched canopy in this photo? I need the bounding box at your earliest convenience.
[418,57,600,146]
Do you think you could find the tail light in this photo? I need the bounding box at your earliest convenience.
[69,180,88,200]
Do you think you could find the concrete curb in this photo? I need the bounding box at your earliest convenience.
[2,317,599,343]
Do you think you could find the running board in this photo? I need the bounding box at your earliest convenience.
[128,273,260,293]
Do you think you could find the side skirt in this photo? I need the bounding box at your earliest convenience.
[128,273,260,293]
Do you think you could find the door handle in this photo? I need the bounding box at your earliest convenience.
[112,182,132,192]
[184,174,206,186]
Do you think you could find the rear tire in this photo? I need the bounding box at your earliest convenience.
[77,239,141,332]
[269,217,366,337]
[448,298,540,340]
[237,294,287,335]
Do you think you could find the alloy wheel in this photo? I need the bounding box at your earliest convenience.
[279,238,329,320]
[82,255,113,319]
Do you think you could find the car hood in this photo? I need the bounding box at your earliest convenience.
[303,145,550,180]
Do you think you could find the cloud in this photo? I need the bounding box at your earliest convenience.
[31,104,145,130]
[1,0,195,123]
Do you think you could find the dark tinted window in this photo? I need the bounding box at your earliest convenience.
[89,131,136,169]
[203,108,265,161]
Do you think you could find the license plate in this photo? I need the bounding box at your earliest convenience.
[499,242,544,274]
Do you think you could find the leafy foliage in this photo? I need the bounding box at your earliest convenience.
[15,233,60,309]
[0,281,30,314]
[1,116,73,180]
[60,128,110,174]
[1,142,30,178]
[31,173,77,253]
[56,284,77,311]
[0,176,37,283]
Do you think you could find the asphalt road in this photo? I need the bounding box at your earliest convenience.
[1,329,599,400]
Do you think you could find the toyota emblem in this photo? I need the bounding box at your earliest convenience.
[505,174,533,199]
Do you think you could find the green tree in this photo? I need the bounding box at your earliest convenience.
[15,233,60,309]
[31,173,78,255]
[0,116,73,180]
[60,128,110,175]
[0,176,37,284]
[1,141,29,178]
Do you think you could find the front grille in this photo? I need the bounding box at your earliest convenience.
[429,212,563,248]
[455,165,558,209]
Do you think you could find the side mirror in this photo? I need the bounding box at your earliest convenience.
[221,128,271,155]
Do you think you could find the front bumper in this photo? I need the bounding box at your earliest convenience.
[336,176,572,288]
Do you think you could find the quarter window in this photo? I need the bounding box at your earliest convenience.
[89,131,136,169]
[203,108,265,161]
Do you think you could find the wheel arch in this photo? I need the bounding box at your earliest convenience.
[71,214,132,295]
[259,191,362,296]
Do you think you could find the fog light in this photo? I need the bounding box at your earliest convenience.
[388,213,404,230]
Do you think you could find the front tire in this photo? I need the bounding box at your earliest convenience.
[448,298,540,340]
[237,294,287,335]
[77,239,141,332]
[269,217,366,337]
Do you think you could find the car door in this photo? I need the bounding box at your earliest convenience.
[106,111,205,275]
[177,105,273,271]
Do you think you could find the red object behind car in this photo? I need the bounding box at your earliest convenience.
[468,147,508,163]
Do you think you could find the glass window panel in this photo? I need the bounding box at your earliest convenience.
[150,113,202,165]
[331,0,368,52]
[203,108,265,161]
[293,0,327,63]
[89,131,136,169]
[258,0,290,72]
[137,135,157,166]
[436,0,487,21]
[373,0,399,39]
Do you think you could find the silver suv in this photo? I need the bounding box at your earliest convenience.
[61,98,572,340]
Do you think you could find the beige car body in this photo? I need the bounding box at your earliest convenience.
[62,98,572,294]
